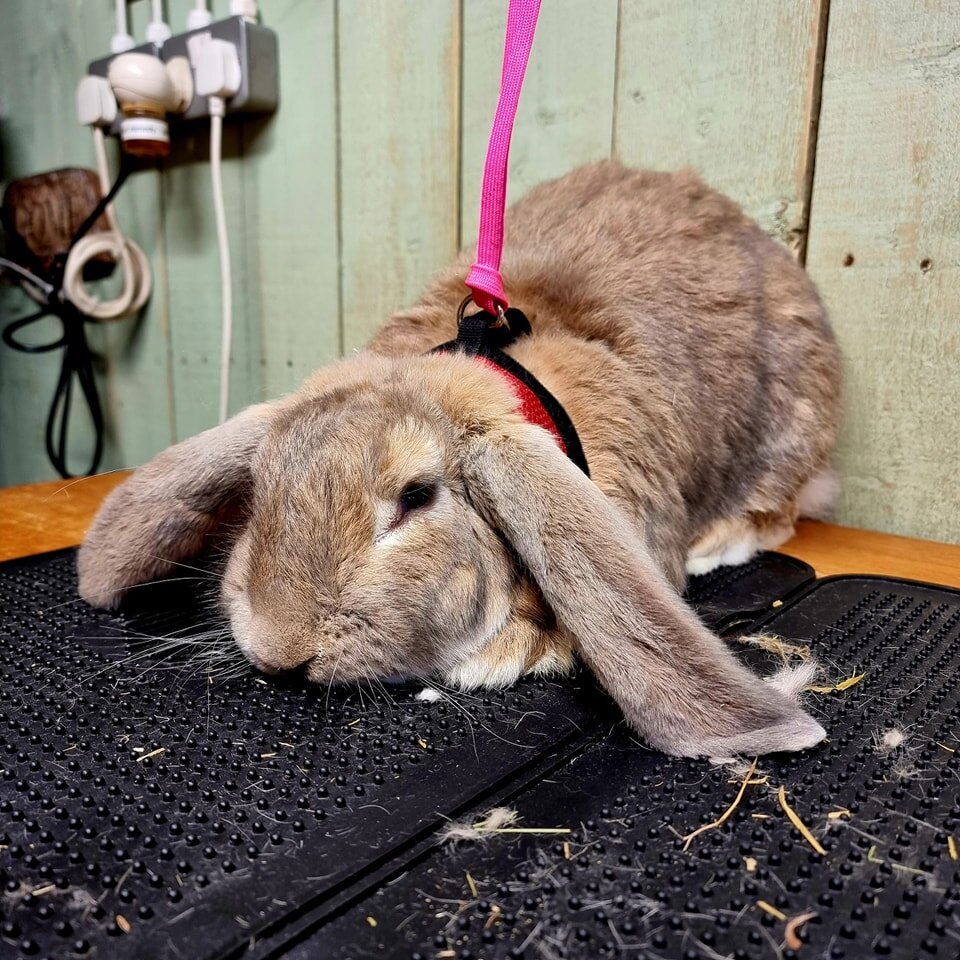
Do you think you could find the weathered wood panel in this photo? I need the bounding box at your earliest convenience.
[460,0,619,247]
[805,0,960,543]
[240,0,340,400]
[0,0,173,483]
[613,0,826,250]
[337,0,461,352]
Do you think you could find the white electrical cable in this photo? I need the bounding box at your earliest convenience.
[209,101,233,424]
[61,127,152,321]
[186,0,213,30]
[111,0,135,52]
[229,0,260,21]
[146,0,173,44]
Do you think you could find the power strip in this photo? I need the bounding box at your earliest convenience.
[86,15,278,132]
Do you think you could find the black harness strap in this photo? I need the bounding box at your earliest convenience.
[433,300,590,477]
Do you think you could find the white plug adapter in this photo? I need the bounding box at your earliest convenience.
[194,38,243,106]
[76,75,117,127]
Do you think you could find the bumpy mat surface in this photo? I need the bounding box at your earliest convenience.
[3,551,957,960]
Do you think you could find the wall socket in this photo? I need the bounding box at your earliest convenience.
[87,16,278,132]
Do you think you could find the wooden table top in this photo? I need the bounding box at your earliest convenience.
[1,471,959,589]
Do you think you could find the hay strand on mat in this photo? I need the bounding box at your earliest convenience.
[778,786,826,855]
[682,759,758,851]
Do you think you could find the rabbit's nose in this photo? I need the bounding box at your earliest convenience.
[238,610,315,674]
[250,651,313,676]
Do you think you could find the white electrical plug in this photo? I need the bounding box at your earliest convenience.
[76,75,117,127]
[194,38,243,112]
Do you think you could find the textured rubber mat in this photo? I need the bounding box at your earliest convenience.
[684,551,813,630]
[309,576,960,960]
[2,548,929,960]
[0,549,604,960]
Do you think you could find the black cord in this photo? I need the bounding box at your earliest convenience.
[1,160,133,479]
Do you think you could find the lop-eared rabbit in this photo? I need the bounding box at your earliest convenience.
[79,162,841,758]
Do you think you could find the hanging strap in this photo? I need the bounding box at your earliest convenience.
[465,0,542,315]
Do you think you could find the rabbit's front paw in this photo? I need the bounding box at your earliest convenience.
[443,620,574,690]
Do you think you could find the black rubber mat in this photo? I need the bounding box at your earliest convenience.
[4,550,953,960]
[307,576,960,960]
[684,551,813,630]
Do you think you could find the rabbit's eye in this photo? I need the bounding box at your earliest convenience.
[398,482,436,516]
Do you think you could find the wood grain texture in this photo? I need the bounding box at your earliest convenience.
[0,470,130,562]
[780,521,960,590]
[805,0,960,544]
[337,0,461,352]
[613,0,825,250]
[242,0,341,400]
[459,0,619,247]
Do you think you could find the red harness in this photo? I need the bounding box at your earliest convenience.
[474,355,568,457]
[433,306,589,475]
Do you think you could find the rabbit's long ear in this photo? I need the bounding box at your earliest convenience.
[463,421,825,758]
[77,403,278,609]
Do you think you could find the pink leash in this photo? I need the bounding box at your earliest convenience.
[465,0,542,316]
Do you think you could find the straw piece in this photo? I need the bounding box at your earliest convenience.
[827,808,851,820]
[778,787,827,855]
[465,873,478,898]
[805,673,864,694]
[757,900,787,922]
[135,747,165,763]
[949,836,959,861]
[744,857,757,872]
[682,759,758,852]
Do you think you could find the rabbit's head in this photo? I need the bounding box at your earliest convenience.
[78,350,825,758]
[220,357,521,684]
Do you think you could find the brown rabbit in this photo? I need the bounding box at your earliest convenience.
[78,162,841,758]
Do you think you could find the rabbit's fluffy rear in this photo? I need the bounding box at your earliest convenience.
[78,163,840,757]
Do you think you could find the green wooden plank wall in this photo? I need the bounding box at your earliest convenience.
[0,0,956,544]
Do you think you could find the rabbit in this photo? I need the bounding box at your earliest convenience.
[77,162,841,758]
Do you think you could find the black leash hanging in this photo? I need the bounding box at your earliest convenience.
[1,161,133,478]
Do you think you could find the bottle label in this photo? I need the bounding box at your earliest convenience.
[120,117,170,143]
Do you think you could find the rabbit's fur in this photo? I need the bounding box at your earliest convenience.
[78,163,840,757]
